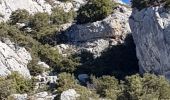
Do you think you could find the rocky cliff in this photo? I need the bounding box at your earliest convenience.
[0,38,31,78]
[130,6,170,80]
[58,6,132,57]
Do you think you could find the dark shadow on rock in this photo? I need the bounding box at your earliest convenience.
[75,34,139,79]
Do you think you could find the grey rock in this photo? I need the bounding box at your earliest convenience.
[58,6,132,57]
[130,6,170,80]
[38,61,50,69]
[10,94,27,100]
[0,38,31,78]
[78,74,89,83]
[0,0,52,21]
[60,89,80,100]
[66,9,131,42]
[35,75,58,84]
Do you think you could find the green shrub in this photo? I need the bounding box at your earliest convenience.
[56,72,99,100]
[77,0,115,24]
[30,12,50,31]
[0,23,62,74]
[56,72,77,94]
[0,72,35,99]
[59,58,79,73]
[124,74,170,99]
[0,77,16,100]
[28,60,45,76]
[10,9,30,25]
[7,72,35,94]
[51,7,76,25]
[92,75,122,99]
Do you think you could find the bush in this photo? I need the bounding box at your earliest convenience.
[0,72,35,99]
[56,72,99,100]
[28,60,45,76]
[76,0,115,24]
[51,7,75,25]
[0,77,16,100]
[124,74,170,99]
[10,9,30,25]
[56,72,77,94]
[92,75,122,99]
[30,12,50,31]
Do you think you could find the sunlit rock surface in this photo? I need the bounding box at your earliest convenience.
[130,6,170,80]
[0,38,31,78]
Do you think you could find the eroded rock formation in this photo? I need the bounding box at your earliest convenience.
[57,6,132,57]
[130,6,170,80]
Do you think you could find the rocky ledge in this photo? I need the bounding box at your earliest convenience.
[57,6,132,57]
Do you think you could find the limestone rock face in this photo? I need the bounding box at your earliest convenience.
[129,7,170,80]
[0,38,31,78]
[0,0,52,21]
[66,7,131,42]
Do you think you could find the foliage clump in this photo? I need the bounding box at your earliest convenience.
[0,72,35,99]
[124,73,170,99]
[55,72,99,100]
[29,12,50,31]
[92,75,122,99]
[10,9,30,25]
[77,0,115,24]
[51,7,75,25]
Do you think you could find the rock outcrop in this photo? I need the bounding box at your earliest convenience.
[0,0,52,21]
[60,89,80,100]
[0,38,31,78]
[66,6,131,42]
[130,6,170,80]
[58,6,132,57]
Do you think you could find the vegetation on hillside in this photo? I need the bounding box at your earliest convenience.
[0,72,35,99]
[0,0,170,99]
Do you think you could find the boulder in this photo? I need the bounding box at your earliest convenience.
[78,74,89,83]
[129,6,170,80]
[10,94,27,100]
[60,89,80,100]
[38,61,50,69]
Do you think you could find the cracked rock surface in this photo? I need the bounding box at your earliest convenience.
[0,38,31,78]
[130,7,170,80]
